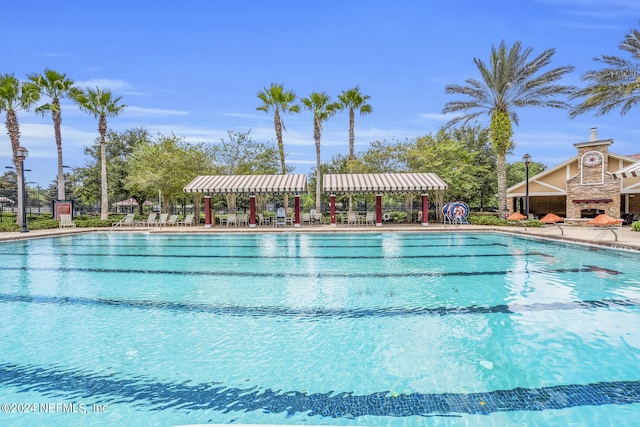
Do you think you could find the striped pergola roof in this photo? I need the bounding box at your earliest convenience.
[612,162,640,179]
[183,174,307,194]
[323,173,447,194]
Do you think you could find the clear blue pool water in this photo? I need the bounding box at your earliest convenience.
[0,231,639,427]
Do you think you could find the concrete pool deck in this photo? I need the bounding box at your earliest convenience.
[1,222,639,252]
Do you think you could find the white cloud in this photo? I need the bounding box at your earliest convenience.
[418,112,454,122]
[74,78,130,91]
[125,106,189,118]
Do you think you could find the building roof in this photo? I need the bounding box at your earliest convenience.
[322,173,447,194]
[507,152,639,197]
[183,174,307,194]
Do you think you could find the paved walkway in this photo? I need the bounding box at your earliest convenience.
[1,223,639,252]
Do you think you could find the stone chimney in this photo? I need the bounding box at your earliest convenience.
[590,127,598,141]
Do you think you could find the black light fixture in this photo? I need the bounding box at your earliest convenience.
[523,153,532,219]
[16,146,29,233]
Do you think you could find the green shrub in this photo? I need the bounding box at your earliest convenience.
[73,219,113,228]
[468,215,508,226]
[468,215,544,228]
[27,219,59,230]
[0,222,19,232]
[388,211,407,223]
[632,221,640,232]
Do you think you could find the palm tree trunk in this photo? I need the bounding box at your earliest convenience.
[496,154,508,212]
[349,108,355,160]
[348,107,355,212]
[490,111,513,213]
[53,106,65,200]
[315,117,322,212]
[274,108,289,209]
[99,116,109,221]
[6,110,22,226]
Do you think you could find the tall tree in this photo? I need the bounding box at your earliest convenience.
[571,26,640,118]
[28,69,76,200]
[301,91,341,212]
[73,87,126,220]
[256,83,299,208]
[442,40,575,212]
[338,86,373,211]
[338,86,373,162]
[0,74,40,226]
[74,128,151,213]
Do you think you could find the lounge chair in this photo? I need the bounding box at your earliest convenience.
[166,214,179,226]
[275,207,286,227]
[112,213,135,227]
[135,213,158,227]
[158,213,169,226]
[178,214,195,226]
[59,214,76,228]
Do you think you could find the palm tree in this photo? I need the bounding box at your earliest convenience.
[257,83,300,208]
[338,86,373,161]
[571,26,640,118]
[28,69,77,201]
[301,92,341,212]
[257,83,300,174]
[73,87,126,220]
[0,74,40,226]
[338,86,372,211]
[442,40,575,212]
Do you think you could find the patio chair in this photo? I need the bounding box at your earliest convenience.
[166,214,179,226]
[59,214,76,228]
[226,212,237,227]
[178,214,195,226]
[301,212,311,225]
[275,207,286,227]
[365,211,375,226]
[135,213,158,227]
[347,211,359,226]
[310,209,322,224]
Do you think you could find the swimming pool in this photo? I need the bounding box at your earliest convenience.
[0,231,639,426]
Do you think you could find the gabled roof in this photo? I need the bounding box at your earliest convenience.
[183,174,307,194]
[323,173,447,194]
[507,152,639,196]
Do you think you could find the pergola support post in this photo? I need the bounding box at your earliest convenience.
[422,193,429,226]
[376,194,382,226]
[204,196,212,228]
[330,194,336,226]
[249,195,256,228]
[294,195,301,227]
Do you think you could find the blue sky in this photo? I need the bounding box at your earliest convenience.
[1,0,639,188]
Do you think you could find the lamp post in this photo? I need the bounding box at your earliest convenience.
[16,146,29,233]
[523,153,531,219]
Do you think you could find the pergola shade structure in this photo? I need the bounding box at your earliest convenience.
[612,162,640,179]
[184,174,307,195]
[183,174,307,227]
[322,173,448,226]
